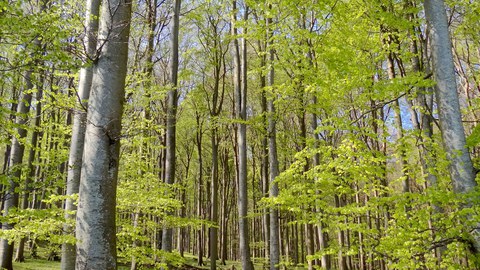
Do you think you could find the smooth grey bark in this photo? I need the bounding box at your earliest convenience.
[161,0,181,263]
[266,15,280,270]
[61,0,100,268]
[74,0,132,268]
[233,2,253,269]
[0,70,35,270]
[424,0,480,251]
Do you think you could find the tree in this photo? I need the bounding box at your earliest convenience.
[424,0,480,252]
[2,1,480,269]
[266,11,280,270]
[61,0,100,268]
[161,0,181,265]
[232,1,253,269]
[74,0,132,268]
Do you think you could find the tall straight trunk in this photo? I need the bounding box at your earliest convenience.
[0,69,35,270]
[178,185,187,256]
[209,130,219,270]
[15,75,44,263]
[312,96,330,269]
[61,0,100,268]
[161,0,181,262]
[335,195,347,270]
[195,113,204,266]
[266,14,280,270]
[221,148,231,265]
[354,184,365,270]
[296,88,315,269]
[74,0,132,268]
[232,1,253,269]
[130,211,140,270]
[424,0,480,252]
[256,35,270,263]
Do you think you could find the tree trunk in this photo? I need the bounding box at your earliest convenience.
[221,149,231,265]
[335,195,347,270]
[267,13,280,270]
[312,96,330,270]
[256,34,270,265]
[195,113,204,266]
[209,130,219,270]
[161,1,181,264]
[61,0,100,268]
[74,0,132,268]
[424,0,480,252]
[233,1,253,269]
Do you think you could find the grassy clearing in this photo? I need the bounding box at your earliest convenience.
[11,253,305,269]
[12,259,59,270]
[12,259,133,270]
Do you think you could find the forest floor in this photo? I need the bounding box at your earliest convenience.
[11,253,307,269]
[10,258,247,270]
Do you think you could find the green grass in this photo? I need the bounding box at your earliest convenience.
[11,254,305,270]
[12,259,134,270]
[12,259,60,270]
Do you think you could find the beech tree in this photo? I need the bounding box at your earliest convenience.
[232,1,253,269]
[266,11,280,270]
[1,1,480,270]
[61,0,100,268]
[161,0,181,265]
[424,0,480,251]
[74,0,132,268]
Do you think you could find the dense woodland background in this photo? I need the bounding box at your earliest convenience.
[1,0,480,269]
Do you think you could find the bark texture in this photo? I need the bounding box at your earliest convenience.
[424,0,480,251]
[61,0,100,268]
[75,0,132,269]
[161,0,181,264]
[267,15,280,270]
[233,2,253,269]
